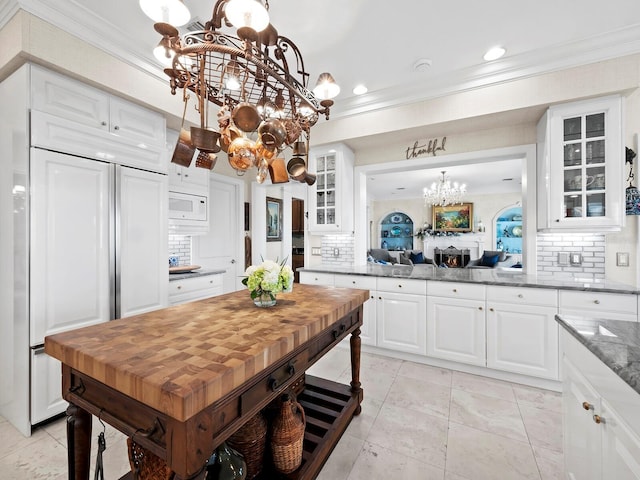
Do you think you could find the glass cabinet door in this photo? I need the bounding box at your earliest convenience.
[562,112,606,219]
[315,153,336,226]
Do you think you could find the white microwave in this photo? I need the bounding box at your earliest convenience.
[168,191,208,233]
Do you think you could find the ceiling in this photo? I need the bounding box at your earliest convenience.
[5,0,640,199]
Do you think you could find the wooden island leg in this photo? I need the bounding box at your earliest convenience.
[66,403,92,480]
[350,326,363,415]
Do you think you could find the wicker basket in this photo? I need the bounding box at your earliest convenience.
[270,394,306,474]
[227,412,267,480]
[127,439,175,480]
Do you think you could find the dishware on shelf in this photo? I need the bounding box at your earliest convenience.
[390,214,403,223]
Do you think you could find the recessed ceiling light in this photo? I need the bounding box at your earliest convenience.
[483,46,506,61]
[353,84,368,95]
[413,58,432,72]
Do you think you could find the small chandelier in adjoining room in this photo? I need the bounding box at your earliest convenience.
[141,0,340,185]
[423,170,467,206]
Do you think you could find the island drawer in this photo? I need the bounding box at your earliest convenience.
[559,290,637,318]
[487,285,558,307]
[169,274,222,296]
[299,271,335,286]
[427,281,485,300]
[334,274,377,290]
[377,277,426,295]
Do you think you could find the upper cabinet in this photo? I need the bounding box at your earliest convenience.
[30,65,167,173]
[308,143,354,234]
[537,95,623,231]
[167,129,208,193]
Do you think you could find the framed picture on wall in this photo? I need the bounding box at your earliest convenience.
[433,203,473,232]
[266,197,282,241]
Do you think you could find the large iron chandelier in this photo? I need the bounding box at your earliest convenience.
[142,0,339,185]
[423,171,467,206]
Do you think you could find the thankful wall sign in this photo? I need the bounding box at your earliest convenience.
[405,137,447,159]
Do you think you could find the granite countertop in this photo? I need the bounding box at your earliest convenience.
[168,268,226,281]
[556,315,640,396]
[299,264,639,294]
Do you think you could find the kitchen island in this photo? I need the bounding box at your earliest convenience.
[45,284,369,480]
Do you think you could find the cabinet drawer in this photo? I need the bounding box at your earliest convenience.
[559,290,637,316]
[487,286,558,307]
[169,274,223,296]
[334,274,377,290]
[377,277,426,295]
[299,271,335,286]
[427,281,485,300]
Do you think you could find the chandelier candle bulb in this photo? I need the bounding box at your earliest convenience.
[424,170,467,206]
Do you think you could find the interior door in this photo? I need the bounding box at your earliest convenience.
[30,148,112,344]
[117,165,168,318]
[192,174,243,293]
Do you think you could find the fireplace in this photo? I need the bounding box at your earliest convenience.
[434,246,471,268]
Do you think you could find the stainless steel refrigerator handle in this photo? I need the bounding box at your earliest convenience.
[114,165,121,320]
[33,346,46,355]
[108,165,117,321]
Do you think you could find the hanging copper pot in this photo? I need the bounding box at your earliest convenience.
[282,119,302,146]
[232,102,261,133]
[219,124,241,153]
[190,126,221,153]
[287,157,316,185]
[258,119,287,149]
[228,136,257,174]
[255,138,277,164]
[195,150,217,170]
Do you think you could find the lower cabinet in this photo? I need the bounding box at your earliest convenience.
[486,286,559,380]
[563,330,640,480]
[377,291,427,355]
[333,275,377,346]
[426,281,486,366]
[31,349,67,424]
[169,274,223,305]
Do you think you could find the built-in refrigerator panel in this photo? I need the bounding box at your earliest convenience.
[30,148,113,346]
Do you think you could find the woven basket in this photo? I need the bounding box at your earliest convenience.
[127,439,175,480]
[270,394,306,474]
[227,412,267,480]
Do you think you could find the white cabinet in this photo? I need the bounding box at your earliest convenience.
[537,95,623,231]
[377,291,427,355]
[299,271,335,286]
[30,349,67,425]
[562,330,640,480]
[169,274,223,305]
[334,274,377,346]
[426,281,486,366]
[486,286,559,380]
[308,143,354,233]
[31,66,167,173]
[559,290,637,322]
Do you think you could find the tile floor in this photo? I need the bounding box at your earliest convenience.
[0,349,563,479]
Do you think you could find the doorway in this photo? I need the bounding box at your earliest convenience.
[292,197,305,282]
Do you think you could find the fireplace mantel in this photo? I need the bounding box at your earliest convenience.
[423,234,485,261]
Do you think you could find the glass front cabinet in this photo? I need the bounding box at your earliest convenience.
[537,95,623,231]
[308,143,354,233]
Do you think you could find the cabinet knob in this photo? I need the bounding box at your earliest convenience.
[594,299,600,305]
[184,174,189,178]
[593,414,603,424]
[209,280,213,284]
[114,125,120,130]
[101,121,107,126]
[177,285,182,290]
[518,294,523,298]
[378,296,382,300]
[489,307,494,312]
[176,172,181,176]
[453,289,457,293]
[555,219,560,222]
[582,401,593,411]
[478,306,483,311]
[352,281,356,284]
[398,284,402,288]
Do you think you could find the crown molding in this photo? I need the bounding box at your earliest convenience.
[333,24,640,119]
[0,0,19,27]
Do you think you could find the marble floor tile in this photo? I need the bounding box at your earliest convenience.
[533,445,564,480]
[444,471,474,480]
[0,418,53,461]
[337,369,395,402]
[366,403,448,468]
[308,347,352,382]
[519,404,563,453]
[396,361,453,387]
[0,429,68,480]
[446,422,540,480]
[451,371,516,402]
[315,433,364,480]
[345,396,383,441]
[513,384,562,413]
[385,375,451,420]
[359,352,403,377]
[347,441,445,480]
[449,389,528,442]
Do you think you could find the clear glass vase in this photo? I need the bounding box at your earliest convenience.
[253,291,276,307]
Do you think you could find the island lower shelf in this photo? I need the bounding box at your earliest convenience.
[119,375,361,480]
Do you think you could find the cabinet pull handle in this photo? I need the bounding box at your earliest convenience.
[582,401,593,411]
[518,294,523,298]
[594,300,600,305]
[478,306,483,311]
[184,174,189,178]
[593,414,603,424]
[101,121,107,126]
[453,289,457,293]
[398,284,402,288]
[114,125,120,130]
[177,286,182,290]
[489,308,494,312]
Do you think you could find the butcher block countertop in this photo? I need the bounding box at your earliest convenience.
[45,284,369,422]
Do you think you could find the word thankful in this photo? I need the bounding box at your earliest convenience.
[405,137,447,159]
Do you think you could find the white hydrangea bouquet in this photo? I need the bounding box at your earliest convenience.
[242,258,294,306]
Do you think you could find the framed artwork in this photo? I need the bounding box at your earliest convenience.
[433,203,473,232]
[266,197,282,241]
